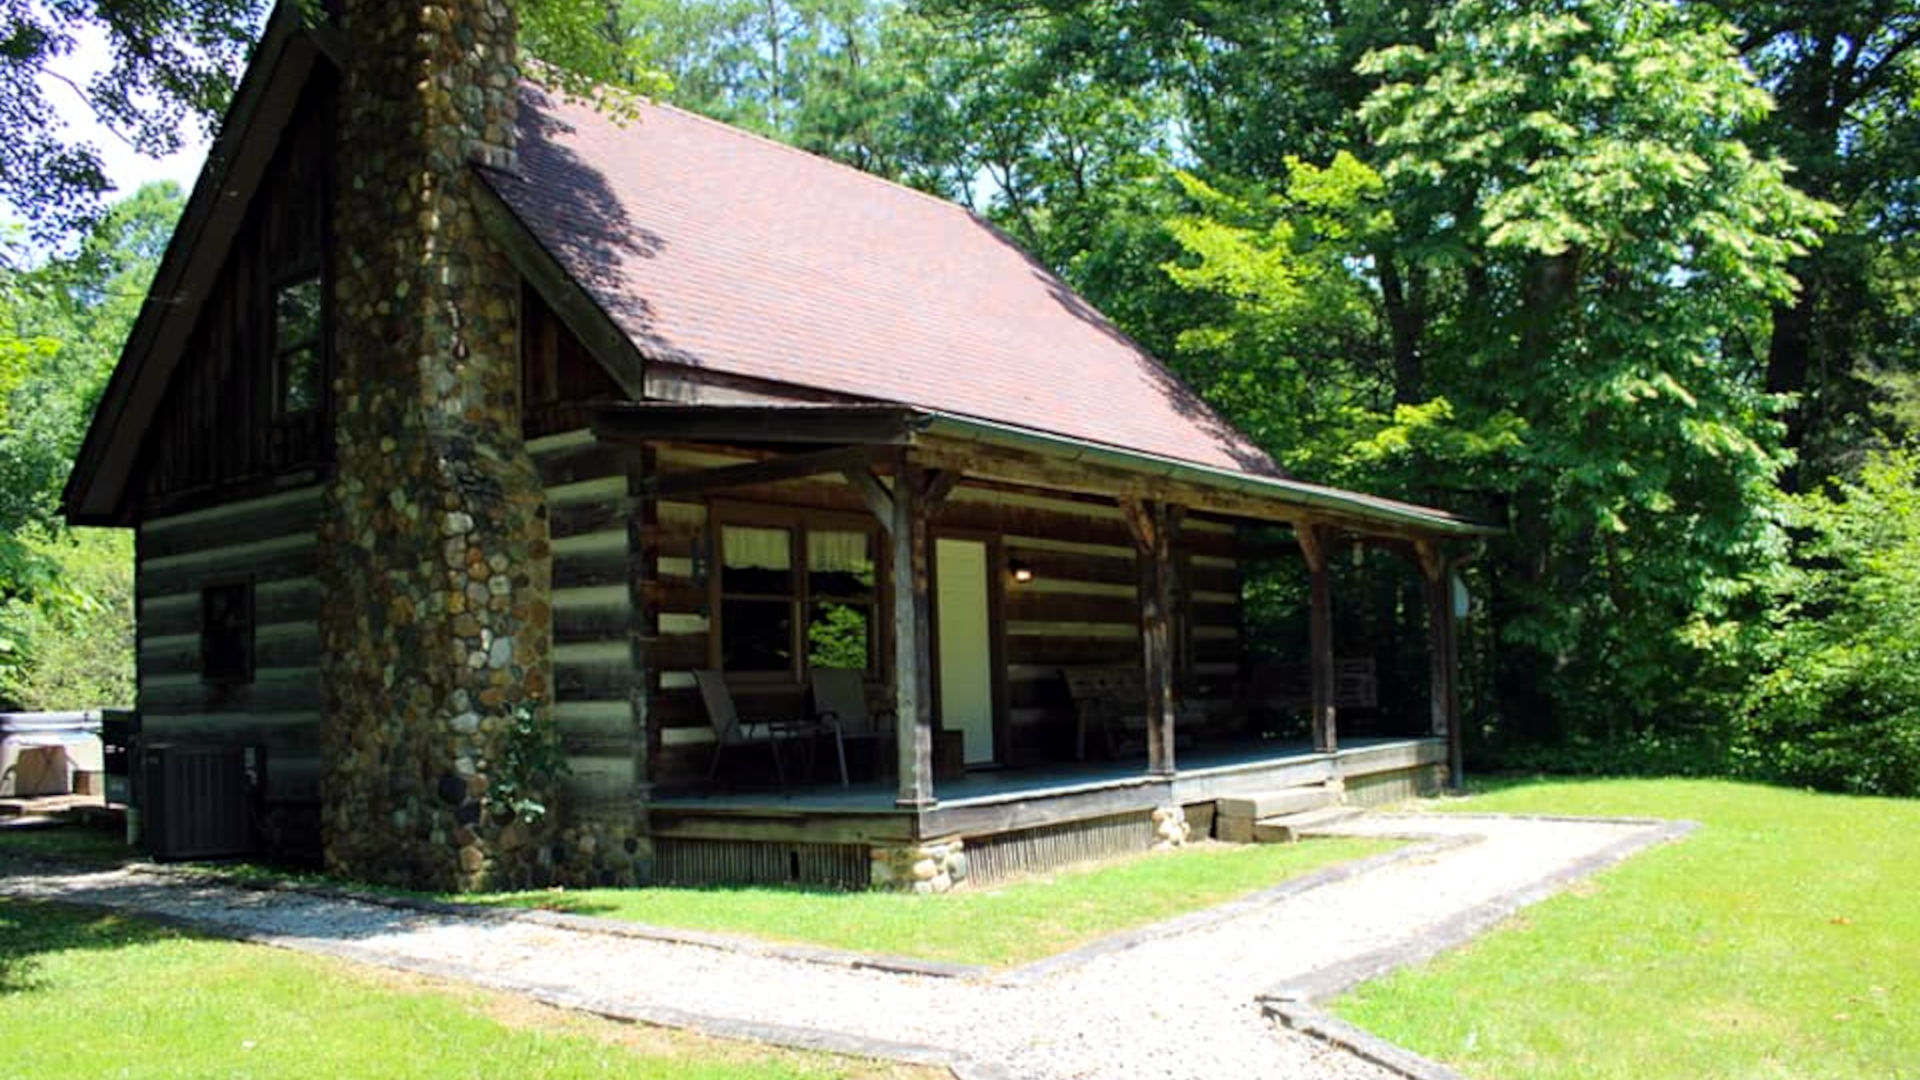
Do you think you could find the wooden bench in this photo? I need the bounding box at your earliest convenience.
[1061,667,1214,760]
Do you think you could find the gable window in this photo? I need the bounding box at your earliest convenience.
[274,275,323,415]
[201,581,255,684]
[715,514,877,678]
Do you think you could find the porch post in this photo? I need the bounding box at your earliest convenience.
[891,459,936,808]
[1123,499,1182,777]
[1297,523,1337,754]
[1416,540,1464,791]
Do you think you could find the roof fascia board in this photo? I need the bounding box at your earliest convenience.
[917,411,1499,538]
[63,6,318,525]
[589,402,1496,537]
[470,172,648,400]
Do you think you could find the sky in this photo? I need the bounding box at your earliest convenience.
[12,24,214,226]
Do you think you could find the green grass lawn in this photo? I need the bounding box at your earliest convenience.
[473,837,1395,967]
[0,898,932,1079]
[1335,778,1920,1080]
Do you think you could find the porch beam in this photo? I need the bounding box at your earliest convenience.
[631,444,881,499]
[1297,523,1337,754]
[891,456,937,808]
[1122,498,1182,777]
[1415,539,1464,792]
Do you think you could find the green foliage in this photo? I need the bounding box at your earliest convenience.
[1353,0,1831,742]
[487,701,570,825]
[1737,449,1920,796]
[0,184,178,709]
[0,530,135,710]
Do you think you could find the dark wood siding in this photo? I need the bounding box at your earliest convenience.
[521,284,624,439]
[136,73,336,511]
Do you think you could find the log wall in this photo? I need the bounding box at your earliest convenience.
[528,429,644,809]
[136,486,325,850]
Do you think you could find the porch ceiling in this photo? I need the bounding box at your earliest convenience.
[591,402,1499,541]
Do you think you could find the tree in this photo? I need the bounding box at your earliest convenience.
[1709,1,1920,477]
[1356,0,1831,743]
[0,183,180,707]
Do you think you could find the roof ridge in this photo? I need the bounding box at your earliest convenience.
[527,80,978,220]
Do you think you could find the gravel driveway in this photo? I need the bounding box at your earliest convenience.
[0,811,1683,1080]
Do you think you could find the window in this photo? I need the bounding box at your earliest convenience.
[716,515,878,678]
[806,530,876,671]
[274,276,323,415]
[201,581,255,684]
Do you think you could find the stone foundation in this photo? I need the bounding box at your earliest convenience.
[871,837,968,893]
[550,810,654,887]
[1151,805,1191,849]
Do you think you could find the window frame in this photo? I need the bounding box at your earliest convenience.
[200,577,257,686]
[271,269,326,419]
[707,501,885,684]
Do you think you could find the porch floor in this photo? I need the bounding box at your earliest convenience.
[652,735,1440,815]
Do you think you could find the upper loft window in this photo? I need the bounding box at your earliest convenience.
[274,276,323,415]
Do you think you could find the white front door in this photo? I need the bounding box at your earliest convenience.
[935,537,995,764]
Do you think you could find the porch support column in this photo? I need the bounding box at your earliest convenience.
[889,458,937,809]
[1297,523,1337,755]
[1416,540,1463,791]
[1122,499,1182,777]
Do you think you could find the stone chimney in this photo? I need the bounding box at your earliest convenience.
[319,0,554,890]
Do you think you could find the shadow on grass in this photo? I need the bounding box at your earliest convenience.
[0,898,178,996]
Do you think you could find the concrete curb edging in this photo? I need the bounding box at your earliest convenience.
[8,890,994,1080]
[995,834,1482,987]
[1257,818,1701,1080]
[108,859,987,980]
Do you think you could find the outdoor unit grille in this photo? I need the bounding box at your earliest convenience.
[141,743,259,860]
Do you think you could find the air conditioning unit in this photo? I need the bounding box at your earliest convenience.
[140,743,263,860]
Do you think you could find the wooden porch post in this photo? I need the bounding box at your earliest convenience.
[1123,499,1182,777]
[890,459,937,809]
[1416,540,1463,791]
[1297,523,1337,755]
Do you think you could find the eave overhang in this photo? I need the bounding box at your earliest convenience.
[590,402,1500,540]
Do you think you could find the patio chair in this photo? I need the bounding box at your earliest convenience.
[694,670,847,790]
[809,668,892,782]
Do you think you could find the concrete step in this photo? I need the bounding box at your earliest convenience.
[1215,785,1342,843]
[1250,805,1364,844]
[1217,786,1338,822]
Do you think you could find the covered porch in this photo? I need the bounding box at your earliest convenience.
[588,401,1492,879]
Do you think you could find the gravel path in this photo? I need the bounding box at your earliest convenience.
[0,812,1677,1079]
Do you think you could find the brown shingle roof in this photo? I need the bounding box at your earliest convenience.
[484,86,1281,477]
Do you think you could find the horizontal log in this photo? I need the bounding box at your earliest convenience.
[140,540,319,598]
[548,495,636,540]
[1004,635,1137,666]
[552,548,630,590]
[140,667,321,713]
[140,622,321,675]
[142,578,320,637]
[1006,592,1140,625]
[139,487,324,559]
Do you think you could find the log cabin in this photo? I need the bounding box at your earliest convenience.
[64,2,1495,891]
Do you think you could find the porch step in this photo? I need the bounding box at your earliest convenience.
[1215,785,1342,843]
[1249,805,1364,844]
